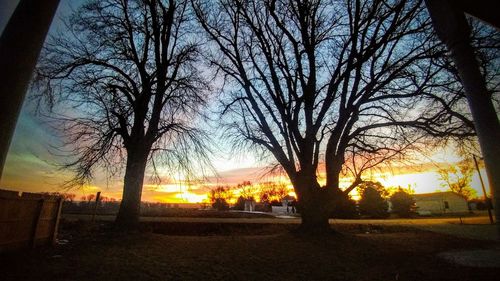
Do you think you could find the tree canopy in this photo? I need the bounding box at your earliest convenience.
[358,183,389,218]
[192,0,493,231]
[389,187,415,217]
[34,0,211,228]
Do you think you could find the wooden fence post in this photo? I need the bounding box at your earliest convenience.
[30,198,45,249]
[91,191,101,223]
[52,197,63,245]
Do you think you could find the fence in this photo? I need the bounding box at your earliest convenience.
[0,189,63,252]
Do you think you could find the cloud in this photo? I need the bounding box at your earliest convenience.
[206,166,278,185]
[0,105,73,191]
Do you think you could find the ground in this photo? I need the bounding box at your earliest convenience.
[63,211,499,241]
[1,217,499,281]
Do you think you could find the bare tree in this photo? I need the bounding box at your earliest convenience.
[438,160,477,201]
[259,181,289,203]
[34,0,211,229]
[209,185,234,210]
[237,180,257,199]
[194,0,482,232]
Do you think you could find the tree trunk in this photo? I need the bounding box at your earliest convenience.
[293,172,335,234]
[298,192,332,233]
[425,0,500,236]
[115,147,149,230]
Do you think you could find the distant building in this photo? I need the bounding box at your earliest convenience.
[244,200,256,212]
[282,195,295,206]
[413,192,469,215]
[271,195,296,215]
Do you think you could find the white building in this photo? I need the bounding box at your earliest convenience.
[244,200,256,212]
[413,192,469,215]
[271,195,297,215]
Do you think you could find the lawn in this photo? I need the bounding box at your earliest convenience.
[1,221,498,281]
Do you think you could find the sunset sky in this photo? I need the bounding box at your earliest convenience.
[0,0,492,204]
[0,103,491,203]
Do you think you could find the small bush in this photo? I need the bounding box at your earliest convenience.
[233,196,246,210]
[390,189,415,218]
[358,186,389,219]
[212,198,230,211]
[330,191,359,219]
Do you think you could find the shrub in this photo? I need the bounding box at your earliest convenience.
[209,186,233,211]
[330,191,359,219]
[390,188,415,217]
[358,185,389,219]
[233,196,246,210]
[212,198,229,211]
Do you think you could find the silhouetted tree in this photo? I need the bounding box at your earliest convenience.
[389,188,415,217]
[234,195,246,210]
[64,193,76,202]
[212,198,230,211]
[34,0,211,229]
[194,0,480,232]
[237,181,257,199]
[42,192,76,202]
[330,190,359,219]
[209,186,233,210]
[83,194,96,203]
[259,181,289,204]
[358,182,389,218]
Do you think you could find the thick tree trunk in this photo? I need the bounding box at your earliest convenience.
[115,147,149,230]
[298,191,332,233]
[293,172,336,234]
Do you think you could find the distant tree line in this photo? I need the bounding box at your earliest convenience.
[42,192,190,216]
[209,181,290,211]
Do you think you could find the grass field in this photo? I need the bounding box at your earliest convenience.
[1,220,499,281]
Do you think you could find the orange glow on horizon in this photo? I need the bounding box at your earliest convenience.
[1,164,489,204]
[2,139,491,204]
[137,166,490,204]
